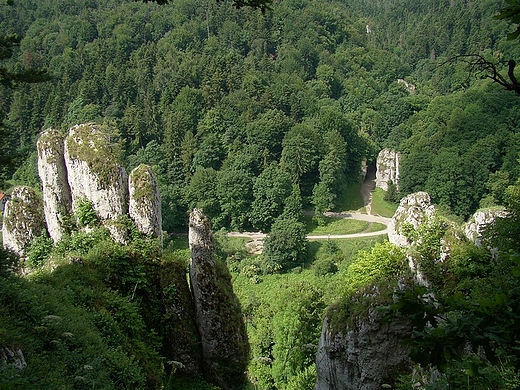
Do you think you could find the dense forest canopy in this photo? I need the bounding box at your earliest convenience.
[0,0,518,230]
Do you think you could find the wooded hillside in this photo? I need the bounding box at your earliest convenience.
[1,0,519,229]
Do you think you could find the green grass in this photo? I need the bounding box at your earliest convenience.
[334,181,365,212]
[370,188,398,217]
[304,216,387,236]
[305,215,368,235]
[366,222,387,232]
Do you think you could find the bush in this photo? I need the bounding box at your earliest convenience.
[313,257,338,276]
[25,232,53,268]
[75,197,99,228]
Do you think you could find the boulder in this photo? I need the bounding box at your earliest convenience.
[2,186,46,256]
[375,149,400,191]
[189,209,249,390]
[129,164,162,239]
[37,128,72,242]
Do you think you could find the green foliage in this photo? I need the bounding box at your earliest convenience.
[10,152,40,189]
[263,217,308,271]
[25,231,53,268]
[271,282,324,387]
[383,179,400,203]
[74,197,99,228]
[0,262,161,389]
[341,241,407,297]
[250,164,292,231]
[383,181,520,388]
[495,0,520,40]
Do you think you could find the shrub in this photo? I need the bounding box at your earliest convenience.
[75,197,99,228]
[25,232,53,268]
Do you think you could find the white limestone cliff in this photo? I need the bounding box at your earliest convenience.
[388,192,436,248]
[37,128,72,242]
[2,186,46,256]
[375,149,400,191]
[315,308,411,390]
[464,208,507,247]
[129,164,162,239]
[63,124,129,234]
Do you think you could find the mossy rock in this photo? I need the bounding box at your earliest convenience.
[65,123,123,189]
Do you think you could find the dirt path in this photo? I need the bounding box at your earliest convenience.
[227,168,390,247]
[361,163,376,215]
[227,212,391,243]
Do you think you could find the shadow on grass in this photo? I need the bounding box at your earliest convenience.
[335,181,365,212]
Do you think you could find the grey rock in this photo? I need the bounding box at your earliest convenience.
[129,164,162,239]
[2,186,46,256]
[315,309,411,390]
[63,124,128,239]
[388,192,436,248]
[464,208,507,247]
[189,209,249,390]
[37,128,72,242]
[375,149,400,191]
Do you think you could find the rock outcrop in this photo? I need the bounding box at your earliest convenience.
[1,346,27,371]
[129,165,162,239]
[375,149,400,191]
[2,186,46,256]
[37,128,72,242]
[388,192,436,248]
[315,309,411,390]
[464,208,507,247]
[64,124,129,223]
[189,209,249,390]
[160,259,202,376]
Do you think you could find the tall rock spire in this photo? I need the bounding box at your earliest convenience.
[188,208,249,390]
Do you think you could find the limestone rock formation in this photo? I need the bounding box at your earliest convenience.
[64,123,128,232]
[2,186,46,256]
[160,259,202,376]
[129,164,162,239]
[375,149,400,191]
[315,309,411,390]
[388,192,436,248]
[37,128,72,242]
[464,208,507,247]
[189,209,249,390]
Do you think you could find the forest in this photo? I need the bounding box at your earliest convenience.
[1,0,520,388]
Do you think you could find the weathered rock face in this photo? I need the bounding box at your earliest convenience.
[388,192,436,248]
[129,164,162,239]
[189,209,249,390]
[37,128,72,242]
[375,149,400,191]
[2,186,46,255]
[464,208,507,247]
[1,346,27,371]
[160,259,202,376]
[315,309,411,390]
[64,123,128,226]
